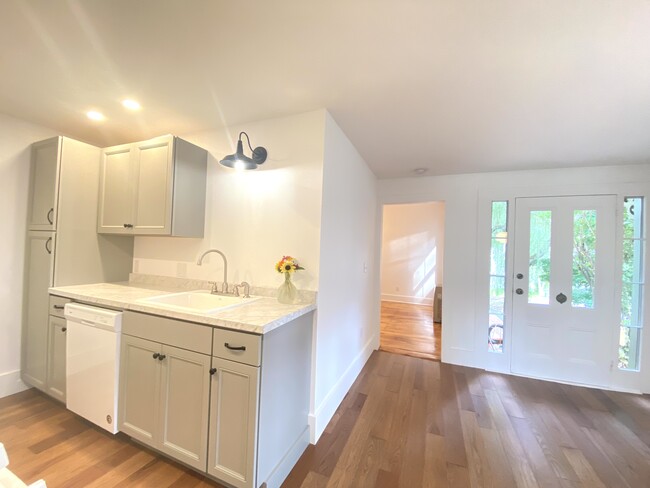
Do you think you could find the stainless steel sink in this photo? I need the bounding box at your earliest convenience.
[137,290,261,314]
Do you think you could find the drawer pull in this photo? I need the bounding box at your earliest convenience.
[53,305,65,310]
[224,343,246,351]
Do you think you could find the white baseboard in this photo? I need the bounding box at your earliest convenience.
[381,294,433,306]
[309,335,376,443]
[262,426,310,488]
[0,370,29,399]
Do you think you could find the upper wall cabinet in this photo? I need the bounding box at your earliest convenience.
[98,135,208,237]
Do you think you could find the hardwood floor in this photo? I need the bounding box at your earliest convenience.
[0,389,224,488]
[284,350,650,488]
[3,354,649,488]
[380,300,441,361]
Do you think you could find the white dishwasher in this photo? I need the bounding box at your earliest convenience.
[64,303,122,434]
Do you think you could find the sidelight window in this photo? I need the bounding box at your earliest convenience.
[489,201,508,353]
[619,197,645,370]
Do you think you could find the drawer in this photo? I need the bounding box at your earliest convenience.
[122,311,212,355]
[49,295,71,318]
[212,328,261,366]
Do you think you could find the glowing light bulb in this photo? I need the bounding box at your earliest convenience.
[86,111,105,121]
[122,99,141,110]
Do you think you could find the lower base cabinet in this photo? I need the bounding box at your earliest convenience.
[207,357,259,488]
[118,310,313,488]
[119,334,211,471]
[45,316,67,402]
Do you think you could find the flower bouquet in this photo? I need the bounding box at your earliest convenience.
[275,256,304,304]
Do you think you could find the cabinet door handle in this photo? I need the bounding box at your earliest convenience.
[209,368,217,375]
[224,343,246,351]
[61,327,67,332]
[47,208,54,224]
[152,352,160,359]
[158,354,166,361]
[53,305,65,310]
[45,237,52,254]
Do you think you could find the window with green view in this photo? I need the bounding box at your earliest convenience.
[619,197,645,370]
[489,201,508,353]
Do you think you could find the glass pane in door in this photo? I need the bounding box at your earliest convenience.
[572,210,596,308]
[528,211,551,304]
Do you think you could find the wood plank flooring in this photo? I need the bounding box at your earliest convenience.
[0,389,224,488]
[380,300,441,360]
[284,350,650,488]
[2,353,649,488]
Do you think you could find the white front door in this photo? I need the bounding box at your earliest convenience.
[511,195,616,387]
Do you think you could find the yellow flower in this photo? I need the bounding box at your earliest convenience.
[275,256,304,273]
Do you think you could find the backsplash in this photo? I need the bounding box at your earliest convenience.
[129,273,317,304]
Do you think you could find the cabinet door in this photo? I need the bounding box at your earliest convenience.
[133,135,174,235]
[97,144,134,234]
[159,344,211,470]
[22,232,56,389]
[29,138,60,230]
[46,315,66,402]
[119,335,161,446]
[207,357,260,488]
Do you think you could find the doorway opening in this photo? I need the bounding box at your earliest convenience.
[379,201,445,360]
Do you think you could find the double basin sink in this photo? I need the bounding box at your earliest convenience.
[137,290,261,314]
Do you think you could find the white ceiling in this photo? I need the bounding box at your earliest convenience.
[1,0,649,178]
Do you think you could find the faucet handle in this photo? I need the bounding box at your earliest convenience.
[239,281,251,298]
[208,281,219,294]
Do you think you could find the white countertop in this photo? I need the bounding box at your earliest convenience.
[49,282,316,335]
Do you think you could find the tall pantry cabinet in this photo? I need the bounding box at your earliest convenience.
[22,137,133,398]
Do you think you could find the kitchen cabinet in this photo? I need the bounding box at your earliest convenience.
[22,136,133,398]
[46,316,67,402]
[28,139,59,231]
[22,232,55,389]
[207,357,259,488]
[116,310,314,488]
[97,135,207,237]
[119,316,212,471]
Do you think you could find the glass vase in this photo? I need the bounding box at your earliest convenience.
[277,272,298,304]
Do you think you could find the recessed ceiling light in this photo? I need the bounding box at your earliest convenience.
[86,110,105,121]
[413,167,428,175]
[122,99,141,110]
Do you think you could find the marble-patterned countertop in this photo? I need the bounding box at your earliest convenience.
[48,281,316,335]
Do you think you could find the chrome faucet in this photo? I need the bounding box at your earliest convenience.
[197,249,229,295]
[233,281,251,298]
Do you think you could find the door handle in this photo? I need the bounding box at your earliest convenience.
[47,208,54,224]
[61,327,67,332]
[515,288,524,295]
[209,368,217,375]
[556,293,567,304]
[45,237,52,254]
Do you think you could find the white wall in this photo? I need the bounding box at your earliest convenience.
[378,163,650,393]
[311,112,378,441]
[381,202,445,305]
[0,114,56,397]
[133,110,326,291]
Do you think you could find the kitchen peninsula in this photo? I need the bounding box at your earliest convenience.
[50,274,315,488]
